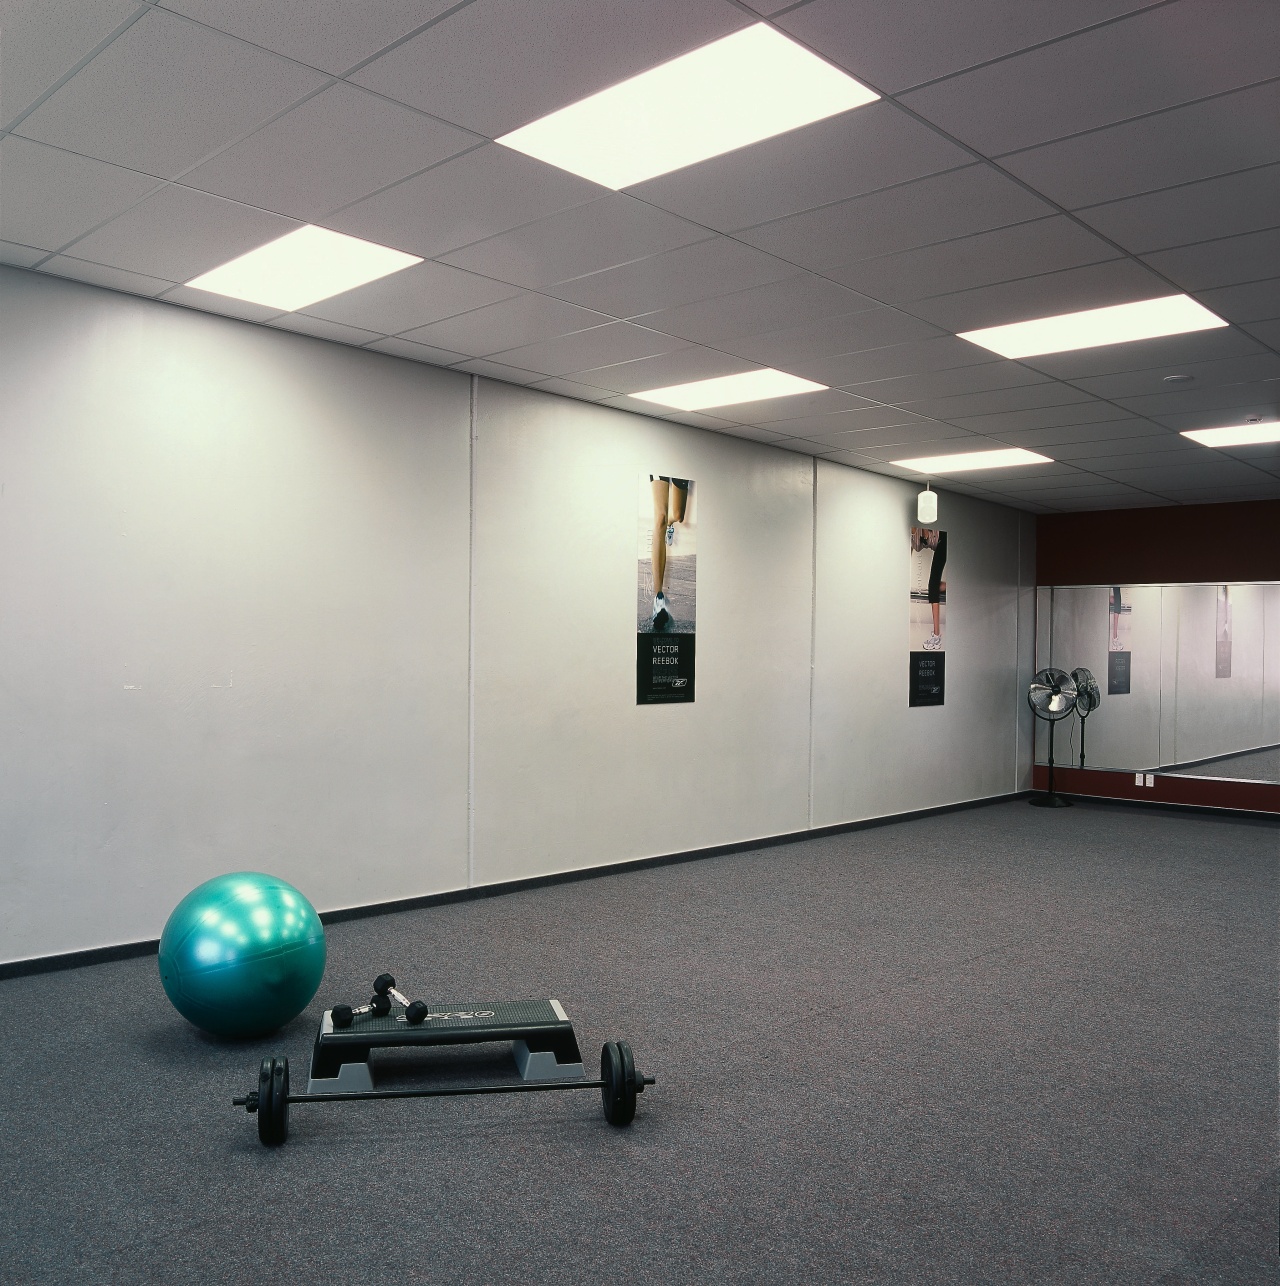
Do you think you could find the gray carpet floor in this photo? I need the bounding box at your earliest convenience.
[2,799,1276,1285]
[1167,745,1280,782]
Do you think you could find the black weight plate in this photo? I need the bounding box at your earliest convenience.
[600,1041,636,1127]
[268,1056,289,1146]
[257,1057,276,1146]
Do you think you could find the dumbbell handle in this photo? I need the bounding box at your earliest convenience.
[373,973,429,1023]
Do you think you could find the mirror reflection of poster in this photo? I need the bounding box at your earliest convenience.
[1107,586,1132,695]
[908,526,946,706]
[637,474,696,704]
[1216,584,1232,678]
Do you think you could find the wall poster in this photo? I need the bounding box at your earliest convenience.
[637,474,696,704]
[1215,584,1232,678]
[1107,586,1132,694]
[908,526,946,706]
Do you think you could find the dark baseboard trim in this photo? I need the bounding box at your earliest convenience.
[0,791,1030,980]
[1156,742,1280,774]
[1059,793,1280,825]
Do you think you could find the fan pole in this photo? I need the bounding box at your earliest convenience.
[1079,712,1087,769]
[1031,717,1074,808]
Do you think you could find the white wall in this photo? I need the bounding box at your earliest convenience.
[1171,583,1266,764]
[0,267,1035,963]
[0,268,472,961]
[471,383,815,884]
[1265,585,1280,748]
[1042,585,1163,770]
[812,461,1034,823]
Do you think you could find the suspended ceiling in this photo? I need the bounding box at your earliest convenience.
[2,0,1278,512]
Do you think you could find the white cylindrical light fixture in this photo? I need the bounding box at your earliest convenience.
[917,484,937,524]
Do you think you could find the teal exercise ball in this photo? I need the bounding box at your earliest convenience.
[158,872,326,1039]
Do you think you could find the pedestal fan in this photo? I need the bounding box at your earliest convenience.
[1028,668,1077,808]
[1071,667,1101,768]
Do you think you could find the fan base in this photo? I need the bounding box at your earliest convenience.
[1029,793,1074,808]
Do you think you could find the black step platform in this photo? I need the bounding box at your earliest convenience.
[307,999,585,1093]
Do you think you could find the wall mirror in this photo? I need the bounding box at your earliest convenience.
[1035,583,1280,785]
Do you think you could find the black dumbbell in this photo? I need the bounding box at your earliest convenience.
[373,973,430,1024]
[330,995,391,1028]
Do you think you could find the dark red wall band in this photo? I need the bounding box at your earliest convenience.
[1036,499,1280,586]
[1033,764,1280,814]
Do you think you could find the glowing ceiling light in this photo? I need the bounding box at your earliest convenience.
[634,368,827,411]
[496,24,879,189]
[1182,423,1280,447]
[957,295,1227,359]
[891,448,1054,472]
[186,225,421,312]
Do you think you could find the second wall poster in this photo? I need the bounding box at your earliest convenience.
[909,526,947,706]
[637,474,696,704]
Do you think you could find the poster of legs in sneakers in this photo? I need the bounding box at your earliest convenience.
[637,474,696,704]
[909,526,946,706]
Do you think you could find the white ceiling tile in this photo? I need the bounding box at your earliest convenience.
[1073,353,1280,400]
[14,8,327,178]
[350,0,750,137]
[993,418,1192,448]
[710,424,792,444]
[450,357,547,385]
[900,0,1280,155]
[159,283,284,322]
[1076,165,1280,255]
[1196,280,1280,326]
[637,274,876,348]
[299,260,521,333]
[0,0,138,129]
[899,382,1096,421]
[0,241,49,268]
[1142,227,1280,292]
[322,144,605,261]
[778,0,1155,94]
[0,135,162,252]
[1051,447,1203,472]
[1095,458,1268,486]
[727,307,945,370]
[844,361,1050,403]
[903,258,1173,332]
[565,347,760,396]
[364,335,469,366]
[751,407,935,438]
[61,184,299,281]
[182,83,478,222]
[486,322,688,378]
[158,0,459,75]
[1113,379,1280,418]
[268,314,385,345]
[628,102,972,232]
[1242,318,1280,347]
[739,165,1054,273]
[526,376,619,402]
[548,238,795,319]
[401,293,614,357]
[600,396,745,431]
[1047,433,1196,460]
[834,217,1120,307]
[850,433,1002,462]
[948,403,1136,436]
[999,80,1280,209]
[796,337,1003,388]
[714,389,878,425]
[39,255,175,297]
[1019,327,1266,379]
[769,438,831,457]
[439,195,710,290]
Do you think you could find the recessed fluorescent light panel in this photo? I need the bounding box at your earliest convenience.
[634,369,827,411]
[891,448,1053,472]
[1182,423,1280,447]
[495,24,879,189]
[957,295,1227,359]
[186,225,422,312]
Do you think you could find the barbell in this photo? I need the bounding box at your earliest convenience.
[235,1040,653,1146]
